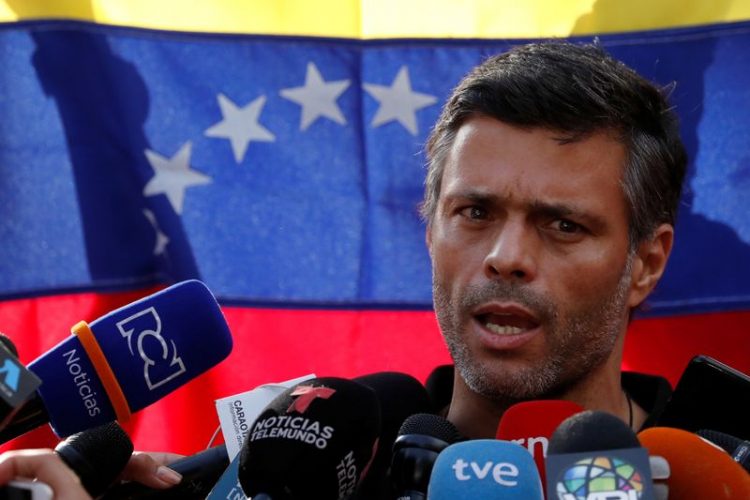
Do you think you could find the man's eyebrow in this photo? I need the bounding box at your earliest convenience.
[441,190,503,205]
[529,200,607,228]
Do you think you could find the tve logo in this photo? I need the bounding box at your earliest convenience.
[116,306,186,390]
[428,440,544,499]
[452,458,519,486]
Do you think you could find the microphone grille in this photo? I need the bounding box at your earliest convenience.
[55,421,134,496]
[697,429,743,454]
[0,332,18,357]
[549,410,639,454]
[398,413,462,443]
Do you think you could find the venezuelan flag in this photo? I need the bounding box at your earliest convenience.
[1,1,749,454]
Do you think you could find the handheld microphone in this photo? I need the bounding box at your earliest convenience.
[105,372,426,500]
[390,413,463,500]
[0,333,18,358]
[0,279,233,442]
[639,427,750,499]
[427,439,543,499]
[546,410,656,500]
[0,333,42,431]
[495,399,584,490]
[238,377,381,500]
[353,372,432,500]
[698,429,750,473]
[55,421,134,497]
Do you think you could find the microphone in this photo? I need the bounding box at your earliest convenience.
[0,333,42,430]
[105,372,426,500]
[546,410,656,500]
[426,439,544,499]
[237,377,382,499]
[0,279,233,442]
[698,429,750,473]
[55,421,134,497]
[390,413,463,500]
[352,372,432,500]
[495,399,584,490]
[639,427,750,499]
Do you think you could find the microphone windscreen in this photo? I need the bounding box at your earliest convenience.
[639,427,750,499]
[55,421,134,497]
[427,440,543,499]
[546,411,655,500]
[698,429,750,473]
[424,364,454,413]
[238,377,381,500]
[548,410,640,454]
[29,279,232,436]
[391,413,462,497]
[496,400,584,489]
[353,372,432,499]
[397,412,462,443]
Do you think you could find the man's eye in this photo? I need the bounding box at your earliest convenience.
[556,219,582,233]
[460,206,488,220]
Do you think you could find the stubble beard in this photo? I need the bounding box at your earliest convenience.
[433,255,634,403]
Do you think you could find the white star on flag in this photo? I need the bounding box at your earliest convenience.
[205,93,276,163]
[143,141,211,215]
[142,209,170,255]
[363,66,437,135]
[280,62,351,131]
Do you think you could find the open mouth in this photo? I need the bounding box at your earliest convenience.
[477,312,540,335]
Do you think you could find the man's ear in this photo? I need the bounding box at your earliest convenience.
[628,223,674,308]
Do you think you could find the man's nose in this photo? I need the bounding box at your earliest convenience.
[483,220,537,282]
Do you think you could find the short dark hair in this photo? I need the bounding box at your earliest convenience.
[422,41,687,248]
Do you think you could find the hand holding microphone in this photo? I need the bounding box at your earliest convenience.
[1,279,233,443]
[0,449,88,500]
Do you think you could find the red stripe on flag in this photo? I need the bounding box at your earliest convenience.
[1,288,748,453]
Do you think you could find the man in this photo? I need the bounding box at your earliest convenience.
[93,41,687,498]
[422,41,686,439]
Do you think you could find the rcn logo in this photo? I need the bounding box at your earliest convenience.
[116,306,186,391]
[555,456,645,500]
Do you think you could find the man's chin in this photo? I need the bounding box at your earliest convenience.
[458,361,562,402]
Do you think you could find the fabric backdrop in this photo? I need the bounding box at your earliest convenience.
[1,0,749,454]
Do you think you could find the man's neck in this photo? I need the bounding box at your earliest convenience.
[447,358,642,439]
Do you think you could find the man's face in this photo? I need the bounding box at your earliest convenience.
[427,116,639,401]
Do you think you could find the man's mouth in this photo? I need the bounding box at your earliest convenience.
[477,312,539,335]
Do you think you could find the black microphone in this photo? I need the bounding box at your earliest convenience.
[353,372,432,500]
[546,410,656,500]
[55,421,134,497]
[0,332,19,357]
[0,280,232,444]
[698,429,750,473]
[0,333,42,431]
[101,444,229,499]
[104,372,422,499]
[238,377,381,500]
[390,413,462,500]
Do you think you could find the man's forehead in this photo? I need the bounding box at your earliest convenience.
[439,117,629,216]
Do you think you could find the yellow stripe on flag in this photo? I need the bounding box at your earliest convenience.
[1,0,750,38]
